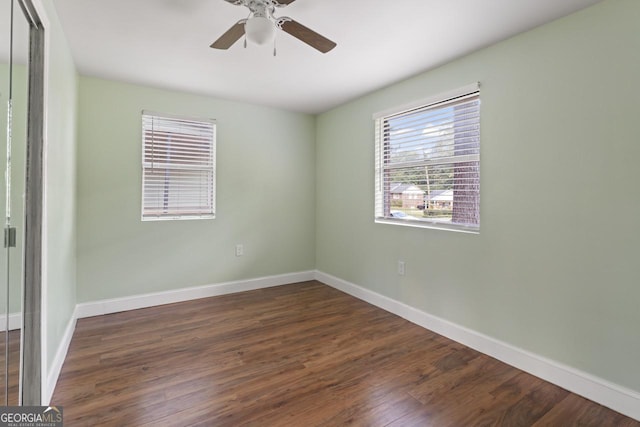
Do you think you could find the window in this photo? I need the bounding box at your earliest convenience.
[141,111,216,220]
[374,83,480,232]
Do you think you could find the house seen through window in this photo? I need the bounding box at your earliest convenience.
[141,111,216,220]
[374,84,480,232]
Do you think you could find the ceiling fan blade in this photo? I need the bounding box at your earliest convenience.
[210,20,246,49]
[274,0,297,5]
[279,19,336,53]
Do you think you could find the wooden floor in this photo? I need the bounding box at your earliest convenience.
[52,281,639,426]
[0,329,21,406]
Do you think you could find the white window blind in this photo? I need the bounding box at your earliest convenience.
[374,85,481,232]
[141,111,216,220]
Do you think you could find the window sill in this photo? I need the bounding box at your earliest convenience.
[374,218,479,234]
[142,214,215,222]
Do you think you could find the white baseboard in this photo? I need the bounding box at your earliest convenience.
[76,270,316,319]
[0,312,22,331]
[314,270,640,422]
[43,306,77,405]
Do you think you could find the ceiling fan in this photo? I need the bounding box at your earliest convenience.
[210,0,337,54]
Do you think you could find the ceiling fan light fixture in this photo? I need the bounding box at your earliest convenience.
[245,16,275,45]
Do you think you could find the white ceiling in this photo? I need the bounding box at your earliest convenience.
[52,0,602,114]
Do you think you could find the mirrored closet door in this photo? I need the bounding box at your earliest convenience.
[1,0,43,405]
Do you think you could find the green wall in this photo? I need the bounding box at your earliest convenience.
[41,1,79,374]
[75,77,316,302]
[316,0,640,392]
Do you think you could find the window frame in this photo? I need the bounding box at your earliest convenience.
[373,83,481,234]
[141,110,217,221]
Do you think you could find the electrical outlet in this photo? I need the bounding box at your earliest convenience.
[398,261,405,276]
[235,244,244,257]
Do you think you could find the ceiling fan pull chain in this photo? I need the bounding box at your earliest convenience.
[273,34,277,57]
[244,10,251,49]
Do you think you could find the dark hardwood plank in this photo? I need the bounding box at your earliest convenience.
[51,281,640,426]
[532,393,640,427]
[499,380,570,425]
[0,329,21,405]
